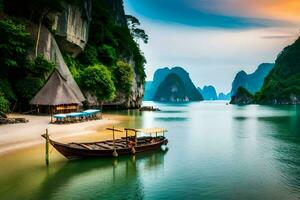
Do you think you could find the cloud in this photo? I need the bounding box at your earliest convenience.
[261,35,295,39]
[125,0,292,29]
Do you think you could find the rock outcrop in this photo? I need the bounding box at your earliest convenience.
[230,87,253,105]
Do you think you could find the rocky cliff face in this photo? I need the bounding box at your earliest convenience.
[54,0,92,57]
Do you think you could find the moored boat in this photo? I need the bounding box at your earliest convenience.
[42,128,168,160]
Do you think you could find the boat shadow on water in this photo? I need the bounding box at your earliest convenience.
[33,148,168,200]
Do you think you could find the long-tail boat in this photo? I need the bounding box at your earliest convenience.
[42,127,168,160]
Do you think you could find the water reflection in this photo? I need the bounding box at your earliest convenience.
[154,117,188,122]
[34,150,168,200]
[255,106,300,195]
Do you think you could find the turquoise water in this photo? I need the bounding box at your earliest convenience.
[1,101,300,200]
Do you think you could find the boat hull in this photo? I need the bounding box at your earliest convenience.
[50,138,168,160]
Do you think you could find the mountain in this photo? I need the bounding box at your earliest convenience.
[256,37,300,104]
[144,67,203,102]
[143,67,170,100]
[143,81,153,100]
[198,85,218,100]
[230,87,254,105]
[153,73,203,102]
[218,92,231,100]
[145,67,203,102]
[231,63,274,96]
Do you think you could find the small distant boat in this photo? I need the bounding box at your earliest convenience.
[42,128,168,160]
[139,106,161,111]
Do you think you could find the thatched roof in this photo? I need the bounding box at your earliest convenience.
[27,23,86,103]
[30,70,83,106]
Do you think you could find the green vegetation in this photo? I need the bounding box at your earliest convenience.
[0,92,10,115]
[0,18,55,111]
[81,64,116,104]
[113,61,134,96]
[0,0,147,113]
[256,36,300,104]
[66,0,147,104]
[126,15,149,44]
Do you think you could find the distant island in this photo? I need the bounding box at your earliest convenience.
[144,67,203,102]
[198,86,218,100]
[198,85,231,101]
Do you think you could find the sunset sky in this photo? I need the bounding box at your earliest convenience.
[124,0,300,93]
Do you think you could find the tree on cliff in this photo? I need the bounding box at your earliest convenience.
[81,64,116,107]
[126,15,148,44]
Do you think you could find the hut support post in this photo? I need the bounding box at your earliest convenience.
[45,129,49,166]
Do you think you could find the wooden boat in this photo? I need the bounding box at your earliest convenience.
[42,128,168,160]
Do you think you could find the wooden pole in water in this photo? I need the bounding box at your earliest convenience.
[126,129,128,148]
[45,129,49,166]
[135,131,137,147]
[112,126,118,157]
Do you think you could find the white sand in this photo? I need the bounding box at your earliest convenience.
[0,113,123,154]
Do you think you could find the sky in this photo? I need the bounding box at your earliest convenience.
[124,0,300,93]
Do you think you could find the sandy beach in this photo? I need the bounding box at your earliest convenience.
[0,113,127,155]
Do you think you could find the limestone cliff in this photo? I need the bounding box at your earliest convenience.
[54,0,92,57]
[4,0,145,109]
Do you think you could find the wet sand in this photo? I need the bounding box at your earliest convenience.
[0,113,128,155]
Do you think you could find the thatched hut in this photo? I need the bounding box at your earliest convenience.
[30,70,85,114]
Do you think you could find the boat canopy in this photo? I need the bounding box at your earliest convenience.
[126,128,167,134]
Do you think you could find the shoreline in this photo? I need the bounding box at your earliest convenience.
[0,113,125,155]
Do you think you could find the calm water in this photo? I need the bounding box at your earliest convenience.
[1,101,300,200]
